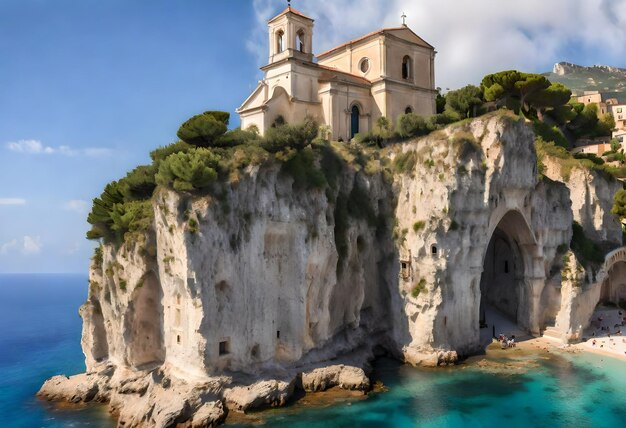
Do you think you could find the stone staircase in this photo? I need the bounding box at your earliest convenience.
[542,326,565,344]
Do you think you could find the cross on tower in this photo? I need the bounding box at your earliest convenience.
[401,12,407,26]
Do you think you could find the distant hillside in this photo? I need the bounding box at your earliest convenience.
[544,62,626,102]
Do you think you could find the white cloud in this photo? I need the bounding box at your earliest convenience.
[6,139,111,157]
[0,239,17,255]
[249,0,626,89]
[0,236,42,255]
[63,199,89,214]
[22,236,42,255]
[0,198,26,205]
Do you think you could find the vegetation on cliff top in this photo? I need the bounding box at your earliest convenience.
[86,69,621,252]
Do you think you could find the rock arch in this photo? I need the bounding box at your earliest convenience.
[479,210,544,335]
[599,247,626,305]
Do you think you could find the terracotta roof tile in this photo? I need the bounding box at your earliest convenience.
[268,6,313,23]
[316,64,371,85]
[317,26,433,58]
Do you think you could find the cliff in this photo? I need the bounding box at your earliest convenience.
[38,113,623,427]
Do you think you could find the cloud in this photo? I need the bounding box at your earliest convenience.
[6,139,111,157]
[249,0,626,89]
[22,236,42,255]
[0,236,42,255]
[0,198,26,205]
[0,239,17,255]
[63,199,89,214]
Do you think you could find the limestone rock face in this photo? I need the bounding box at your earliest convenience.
[42,112,623,426]
[224,379,295,412]
[300,364,370,392]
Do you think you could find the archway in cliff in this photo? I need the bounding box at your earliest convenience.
[600,261,626,307]
[479,210,540,344]
[125,272,164,368]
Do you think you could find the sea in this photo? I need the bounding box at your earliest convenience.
[1,273,625,427]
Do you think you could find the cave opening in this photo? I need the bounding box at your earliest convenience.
[479,211,537,347]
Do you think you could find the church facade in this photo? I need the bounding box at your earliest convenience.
[237,6,437,141]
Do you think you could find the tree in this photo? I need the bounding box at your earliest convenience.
[86,181,125,240]
[481,71,569,117]
[396,113,429,138]
[445,85,483,118]
[119,165,157,200]
[435,88,446,114]
[177,111,229,146]
[156,147,220,191]
[611,138,621,153]
[597,113,616,137]
[262,116,319,152]
[612,189,626,223]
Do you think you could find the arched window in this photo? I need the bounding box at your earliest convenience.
[402,55,412,80]
[296,30,305,52]
[405,106,413,114]
[350,105,360,139]
[276,30,284,53]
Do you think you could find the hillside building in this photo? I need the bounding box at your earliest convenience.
[236,5,437,141]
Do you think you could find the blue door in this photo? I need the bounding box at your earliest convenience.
[351,105,360,139]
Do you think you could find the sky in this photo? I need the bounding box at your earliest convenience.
[1,0,626,273]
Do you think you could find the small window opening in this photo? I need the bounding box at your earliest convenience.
[296,30,305,52]
[402,56,412,80]
[431,245,438,255]
[176,294,181,304]
[175,308,181,325]
[219,340,230,356]
[400,261,410,279]
[504,260,509,274]
[176,335,181,344]
[405,106,413,114]
[276,330,281,339]
[277,30,284,53]
[359,58,370,73]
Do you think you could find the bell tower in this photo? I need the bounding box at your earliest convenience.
[267,2,314,65]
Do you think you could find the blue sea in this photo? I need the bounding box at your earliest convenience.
[1,274,625,427]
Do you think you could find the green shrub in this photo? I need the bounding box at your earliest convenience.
[156,147,220,191]
[392,151,418,173]
[188,218,199,234]
[533,121,569,149]
[213,127,260,148]
[571,221,604,265]
[87,181,125,240]
[119,165,157,200]
[92,245,103,268]
[574,152,605,165]
[177,111,229,146]
[109,200,154,237]
[150,141,192,162]
[262,117,318,152]
[396,113,430,138]
[412,221,425,232]
[411,278,427,298]
[279,147,327,190]
[353,132,383,147]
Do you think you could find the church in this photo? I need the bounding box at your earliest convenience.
[237,4,437,141]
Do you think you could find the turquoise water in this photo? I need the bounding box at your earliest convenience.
[0,274,114,427]
[1,274,625,427]
[230,354,626,427]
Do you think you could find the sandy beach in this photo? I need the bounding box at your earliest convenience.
[509,307,626,362]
